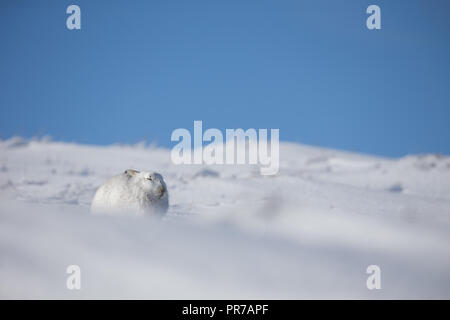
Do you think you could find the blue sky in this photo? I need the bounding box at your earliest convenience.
[1,0,449,157]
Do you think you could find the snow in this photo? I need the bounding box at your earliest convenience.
[1,137,450,299]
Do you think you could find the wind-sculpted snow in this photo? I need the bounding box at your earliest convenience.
[1,137,450,298]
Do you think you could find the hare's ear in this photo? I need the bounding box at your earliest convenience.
[124,169,139,176]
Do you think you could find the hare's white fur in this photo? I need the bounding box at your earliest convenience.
[91,170,168,215]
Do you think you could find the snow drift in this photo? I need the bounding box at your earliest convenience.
[1,137,450,298]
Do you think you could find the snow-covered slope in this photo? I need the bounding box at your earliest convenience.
[1,137,450,299]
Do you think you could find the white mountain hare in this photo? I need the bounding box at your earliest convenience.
[91,169,168,215]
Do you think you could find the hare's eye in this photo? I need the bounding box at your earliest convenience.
[146,176,153,181]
